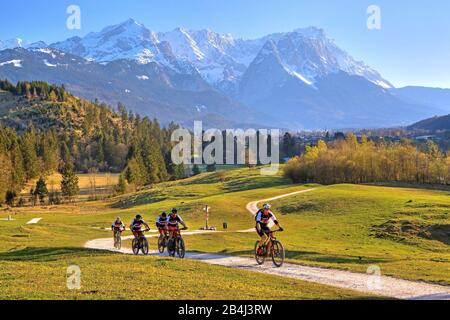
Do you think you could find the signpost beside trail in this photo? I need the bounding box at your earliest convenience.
[199,205,217,231]
[203,205,209,230]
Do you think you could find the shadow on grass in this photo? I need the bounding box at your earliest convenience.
[223,178,289,193]
[179,173,222,185]
[296,254,391,265]
[110,193,167,209]
[422,224,450,245]
[0,247,110,262]
[220,249,391,265]
[278,202,319,215]
[285,250,392,265]
[364,182,450,192]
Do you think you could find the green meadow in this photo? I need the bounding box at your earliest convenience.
[1,166,448,299]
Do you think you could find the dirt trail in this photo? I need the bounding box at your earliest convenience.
[246,188,316,218]
[85,188,450,300]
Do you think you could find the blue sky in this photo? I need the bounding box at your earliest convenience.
[1,0,449,88]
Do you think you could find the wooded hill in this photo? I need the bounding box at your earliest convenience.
[0,79,184,203]
[408,114,450,133]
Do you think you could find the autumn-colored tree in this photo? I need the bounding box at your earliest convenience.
[284,136,449,185]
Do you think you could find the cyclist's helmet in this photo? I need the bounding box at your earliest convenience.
[116,216,121,220]
[171,208,178,214]
[161,211,167,217]
[262,203,271,210]
[136,214,142,219]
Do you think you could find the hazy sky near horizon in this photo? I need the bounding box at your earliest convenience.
[1,0,449,88]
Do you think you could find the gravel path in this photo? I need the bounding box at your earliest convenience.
[85,188,450,300]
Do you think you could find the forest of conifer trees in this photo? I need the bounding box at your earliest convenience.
[1,79,449,205]
[0,80,185,204]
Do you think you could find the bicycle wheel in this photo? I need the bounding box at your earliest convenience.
[116,235,122,250]
[271,240,285,267]
[158,235,165,253]
[167,239,175,257]
[132,238,139,255]
[141,237,149,255]
[177,237,185,259]
[254,241,265,265]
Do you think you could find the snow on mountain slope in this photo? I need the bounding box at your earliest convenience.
[0,59,22,68]
[262,27,392,88]
[156,25,392,89]
[0,38,49,51]
[3,19,423,129]
[0,47,269,129]
[51,19,159,62]
[47,20,391,90]
[51,19,199,75]
[183,29,250,81]
[159,27,205,61]
[0,38,33,51]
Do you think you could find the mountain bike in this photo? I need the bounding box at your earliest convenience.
[254,229,285,267]
[113,229,123,250]
[157,228,169,253]
[167,227,187,258]
[132,229,150,255]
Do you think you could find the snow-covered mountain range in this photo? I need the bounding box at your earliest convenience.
[0,19,445,129]
[48,19,392,91]
[0,38,47,51]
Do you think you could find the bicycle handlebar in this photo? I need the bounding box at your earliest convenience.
[270,228,283,233]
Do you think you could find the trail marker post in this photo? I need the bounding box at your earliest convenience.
[203,205,210,230]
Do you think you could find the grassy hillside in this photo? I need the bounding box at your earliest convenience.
[0,167,373,300]
[269,185,449,283]
[0,248,373,300]
[184,184,450,285]
[0,166,448,299]
[113,167,449,284]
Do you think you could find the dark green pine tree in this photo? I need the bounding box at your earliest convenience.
[59,141,71,171]
[152,138,169,181]
[124,156,147,187]
[116,173,127,194]
[20,130,40,180]
[61,162,79,202]
[10,140,26,192]
[5,190,17,207]
[34,177,48,205]
[0,153,12,203]
[39,130,59,175]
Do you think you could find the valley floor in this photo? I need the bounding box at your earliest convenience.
[0,167,449,299]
